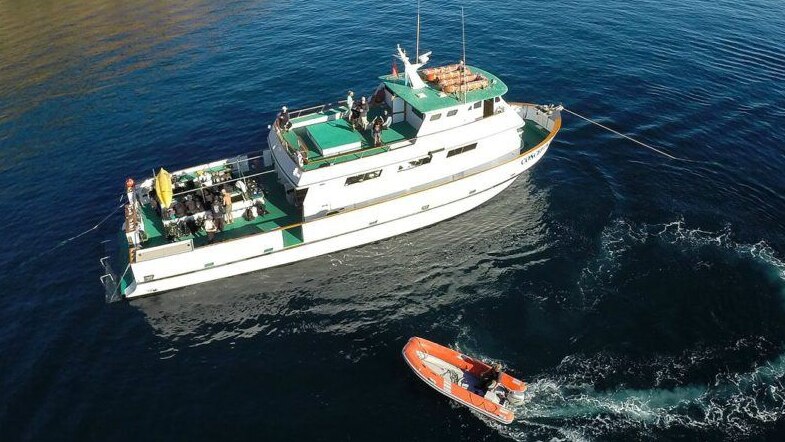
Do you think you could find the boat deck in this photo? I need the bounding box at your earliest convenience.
[380,66,508,114]
[134,117,548,254]
[283,107,418,171]
[139,171,302,249]
[521,120,549,151]
[420,353,506,405]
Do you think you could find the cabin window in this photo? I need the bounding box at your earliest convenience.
[446,143,477,158]
[446,109,458,117]
[429,113,442,121]
[473,102,481,109]
[345,169,382,185]
[399,156,432,172]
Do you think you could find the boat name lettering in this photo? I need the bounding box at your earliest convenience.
[521,147,543,165]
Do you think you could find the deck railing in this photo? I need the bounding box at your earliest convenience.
[273,102,421,171]
[287,100,348,120]
[273,122,416,171]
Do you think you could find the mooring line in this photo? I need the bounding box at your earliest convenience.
[22,196,126,267]
[562,107,695,163]
[50,202,125,248]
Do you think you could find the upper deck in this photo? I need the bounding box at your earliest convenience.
[273,65,512,173]
[380,66,508,114]
[281,107,418,171]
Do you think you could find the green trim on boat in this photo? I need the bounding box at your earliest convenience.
[114,229,134,297]
[380,66,508,114]
[282,226,304,247]
[522,121,549,150]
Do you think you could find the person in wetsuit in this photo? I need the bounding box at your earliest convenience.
[479,362,502,392]
[372,116,384,147]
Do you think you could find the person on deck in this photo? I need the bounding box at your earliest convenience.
[277,106,292,131]
[372,116,384,147]
[204,212,218,244]
[357,97,369,130]
[221,188,233,225]
[345,91,354,121]
[382,110,392,129]
[479,362,502,392]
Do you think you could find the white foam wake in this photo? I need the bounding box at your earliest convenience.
[488,218,785,440]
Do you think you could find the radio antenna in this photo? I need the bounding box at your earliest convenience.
[461,7,466,65]
[416,0,421,59]
[461,7,467,103]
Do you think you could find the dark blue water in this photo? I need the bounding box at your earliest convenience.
[2,0,785,440]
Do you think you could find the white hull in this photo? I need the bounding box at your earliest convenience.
[125,140,552,298]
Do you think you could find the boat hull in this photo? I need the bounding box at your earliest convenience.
[124,138,552,298]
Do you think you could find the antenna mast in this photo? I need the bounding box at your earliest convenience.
[461,7,466,65]
[461,7,467,103]
[416,0,421,59]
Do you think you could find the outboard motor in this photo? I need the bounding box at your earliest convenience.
[506,389,528,405]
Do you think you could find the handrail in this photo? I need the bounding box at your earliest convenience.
[287,100,348,119]
[272,116,408,170]
[147,152,267,184]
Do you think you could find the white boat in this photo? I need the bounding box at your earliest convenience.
[100,45,562,300]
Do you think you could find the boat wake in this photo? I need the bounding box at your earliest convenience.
[484,347,785,441]
[483,218,785,440]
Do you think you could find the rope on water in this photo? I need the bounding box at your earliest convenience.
[561,107,695,163]
[27,195,126,264]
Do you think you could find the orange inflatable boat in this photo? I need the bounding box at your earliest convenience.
[402,337,527,424]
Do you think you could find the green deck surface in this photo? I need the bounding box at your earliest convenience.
[305,118,361,152]
[522,121,550,151]
[139,171,301,249]
[281,112,418,171]
[380,66,508,114]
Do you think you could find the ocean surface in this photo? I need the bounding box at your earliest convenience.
[1,0,785,440]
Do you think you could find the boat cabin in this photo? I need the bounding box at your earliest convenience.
[272,47,510,173]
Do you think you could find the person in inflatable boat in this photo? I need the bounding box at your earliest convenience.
[479,362,503,392]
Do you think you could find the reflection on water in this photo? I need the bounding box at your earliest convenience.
[0,0,219,119]
[0,0,229,181]
[133,174,552,344]
[0,0,210,91]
